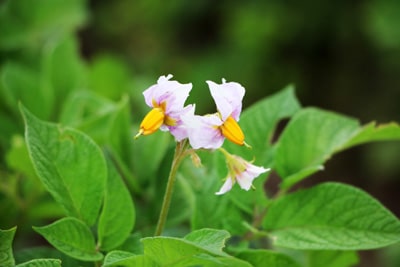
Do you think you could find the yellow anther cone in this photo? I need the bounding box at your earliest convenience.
[220,116,245,146]
[135,108,165,139]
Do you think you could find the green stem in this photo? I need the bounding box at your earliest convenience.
[243,187,288,241]
[154,140,189,236]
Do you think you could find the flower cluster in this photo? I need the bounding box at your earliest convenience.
[135,75,270,194]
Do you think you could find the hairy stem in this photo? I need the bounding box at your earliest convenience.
[154,140,189,236]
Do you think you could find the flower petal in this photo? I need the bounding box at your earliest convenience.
[236,164,270,191]
[207,79,245,121]
[182,113,225,149]
[215,176,234,195]
[143,74,192,114]
[168,104,195,141]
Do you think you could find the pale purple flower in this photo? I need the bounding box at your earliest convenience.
[181,113,224,149]
[216,151,270,195]
[207,79,244,121]
[184,79,247,149]
[135,74,193,141]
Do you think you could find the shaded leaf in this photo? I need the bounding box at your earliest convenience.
[0,0,87,50]
[88,54,132,100]
[307,250,359,267]
[236,249,301,267]
[16,259,61,267]
[98,160,135,251]
[0,227,16,267]
[2,62,52,120]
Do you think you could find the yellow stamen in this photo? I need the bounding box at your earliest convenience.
[134,108,165,139]
[220,116,246,146]
[164,115,177,126]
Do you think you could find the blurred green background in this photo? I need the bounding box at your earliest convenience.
[1,0,400,266]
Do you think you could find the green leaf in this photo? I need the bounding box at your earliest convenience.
[190,87,301,235]
[88,54,132,100]
[183,155,245,234]
[275,108,400,189]
[207,257,252,267]
[132,129,171,185]
[117,233,144,255]
[14,246,82,267]
[45,36,87,108]
[103,250,251,267]
[20,104,106,226]
[0,0,87,50]
[103,251,158,267]
[98,160,135,251]
[262,182,400,250]
[236,249,301,267]
[60,92,134,163]
[341,122,400,150]
[164,171,196,227]
[307,250,359,267]
[16,259,61,267]
[33,217,103,261]
[224,84,301,165]
[184,228,231,256]
[59,91,138,192]
[0,227,16,267]
[5,135,38,180]
[2,62,52,120]
[1,36,86,122]
[59,90,119,140]
[141,229,232,266]
[275,108,360,188]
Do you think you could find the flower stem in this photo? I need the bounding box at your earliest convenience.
[154,140,189,236]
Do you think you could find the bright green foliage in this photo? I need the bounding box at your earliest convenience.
[275,108,400,189]
[16,259,62,267]
[263,182,400,250]
[33,217,103,261]
[98,160,136,251]
[141,228,235,266]
[0,227,16,267]
[236,249,302,267]
[307,250,359,267]
[20,104,106,226]
[342,122,400,149]
[274,108,361,188]
[102,251,158,267]
[183,228,230,255]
